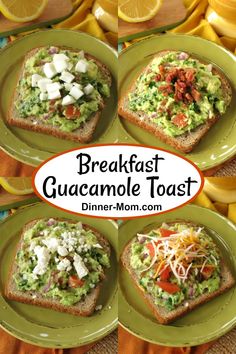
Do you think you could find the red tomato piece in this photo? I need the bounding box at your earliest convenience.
[160,265,171,281]
[201,266,214,280]
[146,242,155,258]
[68,275,84,288]
[172,113,188,128]
[65,105,81,119]
[156,281,180,294]
[159,228,177,237]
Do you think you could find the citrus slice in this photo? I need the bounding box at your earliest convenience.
[0,177,33,195]
[118,0,162,23]
[0,0,48,23]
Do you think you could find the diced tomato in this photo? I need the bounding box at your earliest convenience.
[68,275,84,288]
[156,281,180,294]
[201,266,214,280]
[159,228,177,237]
[146,242,155,258]
[172,113,188,128]
[160,265,171,281]
[65,105,81,119]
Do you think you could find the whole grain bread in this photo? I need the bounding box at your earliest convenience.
[121,221,235,324]
[118,50,232,153]
[5,218,111,317]
[7,47,112,143]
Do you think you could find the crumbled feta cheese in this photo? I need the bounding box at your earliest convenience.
[46,82,62,93]
[67,61,73,71]
[38,78,52,92]
[69,86,84,100]
[62,95,75,106]
[75,59,88,73]
[73,83,82,89]
[60,71,75,83]
[57,258,71,271]
[42,237,60,252]
[48,90,61,100]
[43,62,57,79]
[32,74,43,87]
[64,83,73,91]
[33,246,50,275]
[57,246,68,257]
[84,84,94,95]
[93,243,103,249]
[73,254,88,278]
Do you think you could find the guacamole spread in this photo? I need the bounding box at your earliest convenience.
[128,51,231,137]
[14,219,110,306]
[130,223,221,311]
[15,46,111,133]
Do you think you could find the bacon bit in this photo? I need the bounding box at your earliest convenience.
[172,113,188,128]
[155,74,162,82]
[185,93,193,102]
[185,69,195,83]
[191,88,201,102]
[159,65,165,75]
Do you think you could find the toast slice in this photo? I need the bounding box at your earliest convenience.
[121,221,235,324]
[5,218,111,316]
[118,50,232,153]
[7,47,112,143]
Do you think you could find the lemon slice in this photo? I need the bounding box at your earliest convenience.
[118,0,162,23]
[0,0,48,23]
[0,177,33,195]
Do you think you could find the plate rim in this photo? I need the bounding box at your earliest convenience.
[0,202,118,348]
[0,29,118,167]
[118,204,236,346]
[118,33,236,171]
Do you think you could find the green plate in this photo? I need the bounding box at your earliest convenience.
[0,29,118,167]
[119,204,236,347]
[118,34,236,171]
[0,202,118,348]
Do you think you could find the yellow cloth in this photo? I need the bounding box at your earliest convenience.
[54,0,117,48]
[193,191,236,223]
[170,0,236,53]
[123,0,236,54]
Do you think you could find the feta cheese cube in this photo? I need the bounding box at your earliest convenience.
[73,254,88,278]
[48,90,61,100]
[57,258,71,271]
[57,246,68,257]
[73,83,82,89]
[46,82,62,93]
[84,84,94,95]
[64,83,73,91]
[60,71,75,83]
[38,78,52,92]
[33,246,50,275]
[43,62,57,79]
[42,237,59,252]
[75,60,88,73]
[40,92,48,101]
[54,60,68,73]
[53,53,69,62]
[32,74,43,87]
[94,243,103,249]
[69,86,84,100]
[62,95,75,106]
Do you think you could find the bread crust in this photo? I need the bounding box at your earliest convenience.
[7,47,112,143]
[5,218,111,317]
[121,221,235,324]
[118,50,232,153]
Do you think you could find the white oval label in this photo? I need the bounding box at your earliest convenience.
[33,144,203,219]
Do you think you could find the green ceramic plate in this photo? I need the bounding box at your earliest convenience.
[118,34,236,171]
[0,29,118,167]
[119,204,236,346]
[0,202,118,348]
